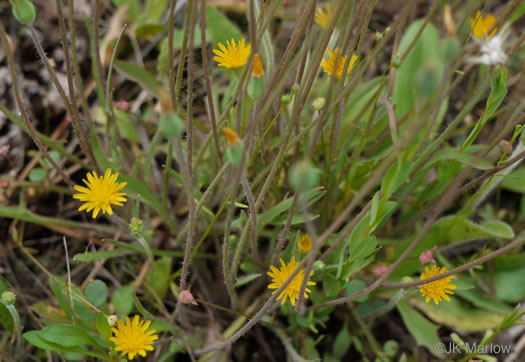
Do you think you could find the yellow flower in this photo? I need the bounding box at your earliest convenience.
[213,38,251,69]
[267,256,316,306]
[73,169,127,218]
[252,53,264,78]
[223,127,240,145]
[297,234,312,254]
[110,315,158,360]
[315,4,333,29]
[321,48,358,80]
[418,265,456,305]
[469,11,497,39]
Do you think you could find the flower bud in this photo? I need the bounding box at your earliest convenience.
[9,0,36,25]
[312,97,326,110]
[313,260,325,271]
[158,88,172,114]
[107,315,118,327]
[281,94,292,105]
[223,127,240,146]
[1,291,16,305]
[129,218,144,239]
[179,290,198,305]
[419,246,437,265]
[289,160,321,193]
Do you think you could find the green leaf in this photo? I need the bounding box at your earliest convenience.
[323,274,343,298]
[24,331,107,359]
[350,235,377,262]
[38,325,102,350]
[135,23,166,38]
[24,330,75,353]
[205,5,243,45]
[462,68,507,151]
[96,312,112,341]
[112,0,140,19]
[114,60,161,94]
[85,280,109,308]
[435,216,514,244]
[344,280,368,302]
[74,249,131,262]
[501,167,525,193]
[29,168,46,182]
[235,273,261,288]
[393,20,443,118]
[426,148,493,170]
[144,0,168,22]
[397,300,443,358]
[146,257,172,300]
[49,277,72,320]
[256,187,325,230]
[332,324,352,359]
[407,296,505,333]
[112,285,135,318]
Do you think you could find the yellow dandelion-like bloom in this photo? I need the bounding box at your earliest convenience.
[321,48,358,80]
[223,127,240,146]
[267,256,316,306]
[110,315,158,360]
[469,11,497,39]
[418,265,456,305]
[73,169,127,219]
[315,4,333,29]
[213,38,251,69]
[297,234,312,254]
[252,53,264,78]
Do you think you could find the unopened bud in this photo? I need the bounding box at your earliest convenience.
[419,246,437,265]
[443,4,457,37]
[289,160,321,193]
[1,291,16,305]
[107,315,118,327]
[114,100,130,111]
[223,127,240,146]
[129,218,144,239]
[158,88,172,114]
[312,97,326,110]
[391,54,402,68]
[179,290,198,305]
[313,260,325,271]
[281,94,292,105]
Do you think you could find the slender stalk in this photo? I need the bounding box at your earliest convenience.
[0,24,74,187]
[54,0,98,169]
[199,0,222,162]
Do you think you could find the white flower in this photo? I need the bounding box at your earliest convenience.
[468,24,509,66]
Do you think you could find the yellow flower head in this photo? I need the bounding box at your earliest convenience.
[321,48,358,80]
[213,38,251,69]
[267,256,316,306]
[110,315,158,360]
[73,169,127,218]
[223,127,240,146]
[252,53,264,78]
[418,265,456,305]
[315,4,333,29]
[469,11,497,39]
[297,234,312,254]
